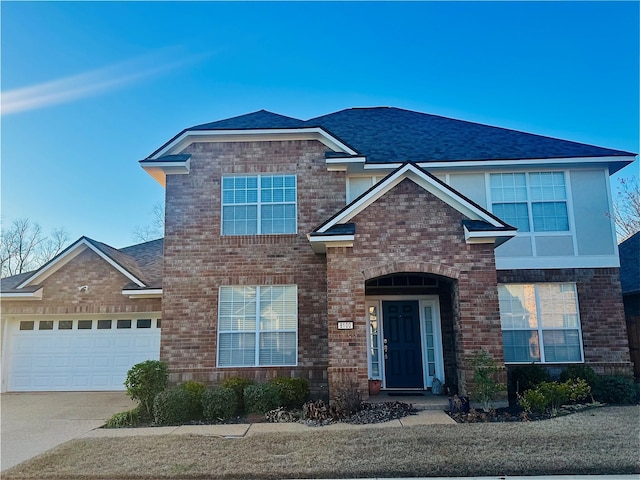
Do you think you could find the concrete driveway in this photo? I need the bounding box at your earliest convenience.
[1,392,136,471]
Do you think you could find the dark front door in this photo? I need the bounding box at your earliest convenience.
[383,300,424,389]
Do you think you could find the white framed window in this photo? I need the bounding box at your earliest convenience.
[222,175,296,235]
[217,285,298,367]
[498,283,583,363]
[490,172,569,232]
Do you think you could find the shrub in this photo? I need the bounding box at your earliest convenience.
[181,380,207,419]
[509,364,551,393]
[124,360,168,417]
[220,376,255,414]
[244,383,281,414]
[153,388,192,426]
[559,364,598,388]
[471,349,506,411]
[268,376,309,409]
[330,384,363,419]
[518,379,591,415]
[105,405,145,428]
[592,374,638,404]
[202,387,237,421]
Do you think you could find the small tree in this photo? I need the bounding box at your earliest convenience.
[471,349,506,411]
[124,360,168,418]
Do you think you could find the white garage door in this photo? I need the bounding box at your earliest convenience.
[6,318,161,391]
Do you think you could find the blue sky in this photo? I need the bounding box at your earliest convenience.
[2,1,638,248]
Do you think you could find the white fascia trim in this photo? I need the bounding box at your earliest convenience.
[152,128,358,159]
[318,164,504,233]
[140,159,190,187]
[18,239,146,289]
[463,226,516,245]
[364,163,403,170]
[415,155,636,172]
[496,255,621,270]
[122,288,163,299]
[0,288,43,300]
[307,234,355,254]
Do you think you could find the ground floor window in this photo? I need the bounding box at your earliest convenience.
[217,285,297,367]
[498,283,583,363]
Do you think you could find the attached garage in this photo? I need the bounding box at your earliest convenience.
[5,317,160,391]
[1,237,164,392]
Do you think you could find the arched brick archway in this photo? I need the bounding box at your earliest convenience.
[361,261,461,282]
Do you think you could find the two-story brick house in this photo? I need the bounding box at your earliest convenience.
[139,107,635,398]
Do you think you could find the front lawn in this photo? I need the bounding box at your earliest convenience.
[4,405,638,479]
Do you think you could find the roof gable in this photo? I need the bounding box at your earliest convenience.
[13,237,148,290]
[314,163,514,234]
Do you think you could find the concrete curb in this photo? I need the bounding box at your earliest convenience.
[83,409,456,438]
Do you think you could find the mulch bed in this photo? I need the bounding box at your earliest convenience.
[447,401,604,423]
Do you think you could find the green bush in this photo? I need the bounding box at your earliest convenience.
[202,387,238,421]
[559,364,598,388]
[124,360,168,417]
[153,388,192,426]
[592,374,638,404]
[518,379,591,414]
[471,349,506,410]
[220,376,255,414]
[105,405,146,428]
[181,380,207,419]
[509,364,551,393]
[268,376,309,409]
[244,383,281,414]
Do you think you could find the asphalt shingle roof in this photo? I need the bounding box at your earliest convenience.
[619,231,640,295]
[181,106,635,164]
[1,238,164,293]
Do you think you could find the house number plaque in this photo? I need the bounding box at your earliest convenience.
[337,321,354,330]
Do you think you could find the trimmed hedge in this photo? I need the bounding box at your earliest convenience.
[592,374,639,405]
[244,383,281,414]
[181,380,207,419]
[220,377,254,414]
[153,388,192,425]
[202,387,238,421]
[269,376,309,409]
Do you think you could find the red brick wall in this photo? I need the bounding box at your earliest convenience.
[497,268,632,374]
[326,179,504,397]
[2,248,161,316]
[161,140,345,397]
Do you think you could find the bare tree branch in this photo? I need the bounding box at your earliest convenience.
[132,202,165,242]
[1,218,70,277]
[611,176,640,242]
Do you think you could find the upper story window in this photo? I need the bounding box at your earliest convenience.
[222,175,297,235]
[490,172,569,232]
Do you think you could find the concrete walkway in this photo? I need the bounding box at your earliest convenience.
[82,408,456,438]
[1,392,135,471]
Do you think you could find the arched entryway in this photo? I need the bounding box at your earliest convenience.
[364,272,457,392]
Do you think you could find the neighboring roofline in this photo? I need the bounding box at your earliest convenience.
[0,288,43,300]
[314,163,513,234]
[16,237,146,289]
[146,127,359,160]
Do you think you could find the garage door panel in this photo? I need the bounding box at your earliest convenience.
[6,319,160,391]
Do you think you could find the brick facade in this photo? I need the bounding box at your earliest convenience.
[325,179,504,397]
[2,248,161,317]
[161,140,345,396]
[497,268,633,374]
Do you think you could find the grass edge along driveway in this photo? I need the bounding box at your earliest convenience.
[4,405,639,479]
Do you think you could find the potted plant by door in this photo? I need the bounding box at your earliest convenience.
[368,379,382,396]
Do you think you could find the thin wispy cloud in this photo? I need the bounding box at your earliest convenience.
[2,50,207,115]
